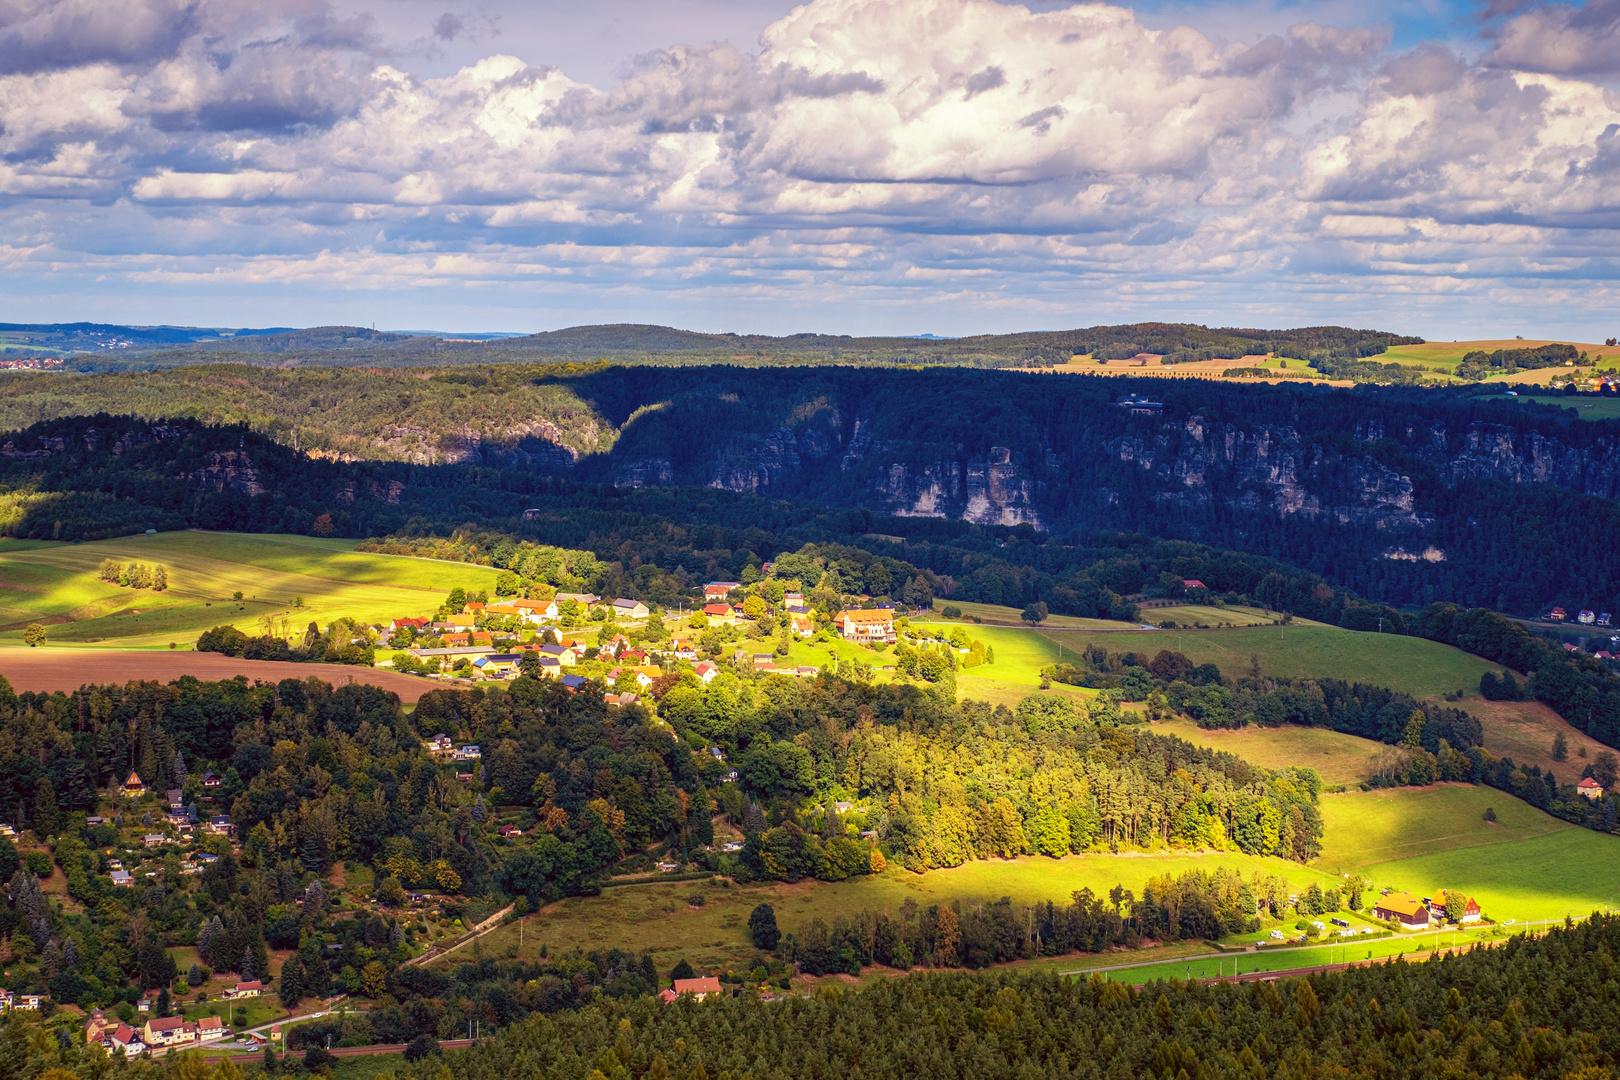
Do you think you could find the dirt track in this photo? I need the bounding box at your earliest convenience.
[0,648,435,701]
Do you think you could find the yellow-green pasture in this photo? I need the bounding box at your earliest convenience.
[0,531,500,647]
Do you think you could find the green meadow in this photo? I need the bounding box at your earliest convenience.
[454,849,1348,977]
[934,621,1500,705]
[0,531,499,647]
[1509,395,1620,421]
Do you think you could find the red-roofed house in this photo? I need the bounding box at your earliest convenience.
[702,603,734,618]
[1579,776,1605,800]
[142,1016,196,1047]
[1182,579,1207,590]
[1427,889,1482,924]
[197,1016,226,1041]
[704,582,740,600]
[672,976,722,1000]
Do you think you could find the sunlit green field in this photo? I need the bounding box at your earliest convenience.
[1313,784,1620,925]
[1156,718,1387,786]
[0,531,500,647]
[1038,624,1498,700]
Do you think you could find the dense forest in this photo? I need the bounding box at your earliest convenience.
[0,665,1323,1006]
[17,915,1620,1080]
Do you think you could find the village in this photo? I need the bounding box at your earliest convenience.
[378,576,914,699]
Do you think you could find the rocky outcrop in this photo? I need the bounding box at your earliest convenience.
[183,450,267,497]
[1113,417,1426,528]
[369,420,582,469]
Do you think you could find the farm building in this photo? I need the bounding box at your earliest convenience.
[1427,890,1482,923]
[1373,892,1431,928]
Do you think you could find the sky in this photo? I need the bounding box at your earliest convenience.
[3,0,1620,340]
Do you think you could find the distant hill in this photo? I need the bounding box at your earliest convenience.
[0,322,404,357]
[1,319,1424,375]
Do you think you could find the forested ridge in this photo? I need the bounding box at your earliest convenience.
[9,361,1620,616]
[16,916,1620,1080]
[345,916,1620,1080]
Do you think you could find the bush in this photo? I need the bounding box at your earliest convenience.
[24,851,52,877]
[303,1046,337,1071]
[404,1035,440,1062]
[1484,806,1497,822]
[941,605,962,619]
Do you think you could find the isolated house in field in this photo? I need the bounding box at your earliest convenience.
[1579,776,1605,799]
[122,771,146,797]
[1373,892,1430,928]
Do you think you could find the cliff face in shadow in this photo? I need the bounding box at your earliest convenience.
[515,369,1618,540]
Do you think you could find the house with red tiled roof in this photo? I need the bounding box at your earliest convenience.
[1579,776,1605,799]
[672,976,722,1000]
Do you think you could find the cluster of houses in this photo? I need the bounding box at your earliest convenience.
[100,770,232,887]
[1548,608,1613,626]
[83,981,261,1056]
[384,580,903,688]
[1372,889,1483,929]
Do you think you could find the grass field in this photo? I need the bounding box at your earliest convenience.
[1157,718,1386,785]
[1509,395,1620,420]
[1316,784,1573,870]
[1037,624,1497,700]
[458,851,1347,977]
[1093,930,1489,986]
[929,599,1137,629]
[1460,699,1608,785]
[912,620,1498,708]
[1148,604,1282,628]
[0,531,500,647]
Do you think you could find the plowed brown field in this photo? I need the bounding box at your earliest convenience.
[0,648,434,701]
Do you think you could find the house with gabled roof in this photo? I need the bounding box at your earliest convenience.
[1373,892,1430,928]
[122,771,146,797]
[612,598,650,619]
[1579,776,1605,799]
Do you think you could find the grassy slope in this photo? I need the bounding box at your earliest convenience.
[928,599,1137,629]
[0,531,499,647]
[1156,718,1386,786]
[1511,396,1620,421]
[461,851,1346,977]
